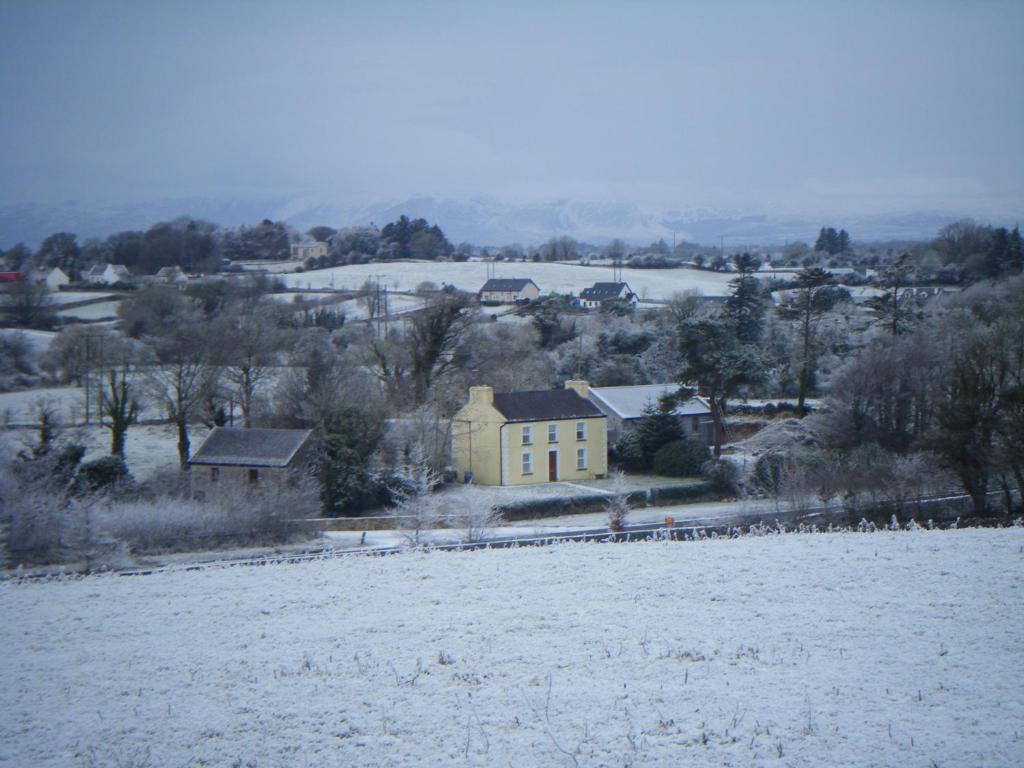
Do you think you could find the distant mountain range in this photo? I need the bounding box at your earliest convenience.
[0,195,1006,249]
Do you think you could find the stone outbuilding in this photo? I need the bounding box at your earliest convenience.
[189,427,314,498]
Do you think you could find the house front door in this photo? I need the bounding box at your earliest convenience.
[548,450,558,481]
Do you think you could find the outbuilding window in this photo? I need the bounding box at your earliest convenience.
[210,467,219,483]
[248,468,260,485]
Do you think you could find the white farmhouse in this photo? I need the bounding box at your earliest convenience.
[85,263,132,285]
[26,267,70,290]
[578,282,637,309]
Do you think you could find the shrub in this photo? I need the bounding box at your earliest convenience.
[702,458,742,496]
[653,440,710,477]
[612,431,646,471]
[753,452,787,494]
[93,482,315,554]
[72,456,134,495]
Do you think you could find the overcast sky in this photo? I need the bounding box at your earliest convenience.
[1,0,1021,217]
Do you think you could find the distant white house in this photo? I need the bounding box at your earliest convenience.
[26,267,70,290]
[588,383,713,444]
[479,278,540,304]
[291,241,329,261]
[85,263,132,285]
[578,282,637,309]
[155,265,188,284]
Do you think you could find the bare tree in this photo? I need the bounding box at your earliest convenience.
[777,267,836,410]
[145,323,220,469]
[389,447,442,545]
[98,339,146,458]
[407,292,474,404]
[3,279,55,328]
[218,307,286,427]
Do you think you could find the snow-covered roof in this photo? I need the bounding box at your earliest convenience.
[589,384,710,420]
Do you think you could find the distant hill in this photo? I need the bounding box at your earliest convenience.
[0,195,1006,249]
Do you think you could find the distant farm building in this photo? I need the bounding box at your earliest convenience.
[479,278,540,304]
[26,267,70,290]
[155,265,188,284]
[291,241,329,261]
[588,384,713,444]
[85,263,131,285]
[578,282,637,309]
[189,427,314,498]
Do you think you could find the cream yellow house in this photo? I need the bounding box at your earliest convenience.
[452,380,608,486]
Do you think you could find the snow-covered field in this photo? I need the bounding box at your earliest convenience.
[0,386,85,425]
[0,422,205,481]
[47,291,117,306]
[2,528,1020,767]
[56,299,122,320]
[283,260,737,300]
[269,292,426,319]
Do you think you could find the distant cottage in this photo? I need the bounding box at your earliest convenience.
[479,278,540,304]
[453,380,608,486]
[189,427,313,498]
[291,241,329,261]
[579,282,637,309]
[27,267,70,290]
[155,265,187,284]
[85,263,131,285]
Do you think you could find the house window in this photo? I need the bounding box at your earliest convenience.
[210,467,219,483]
[576,421,586,440]
[522,452,533,475]
[522,425,532,445]
[548,424,558,443]
[248,468,260,485]
[576,448,587,470]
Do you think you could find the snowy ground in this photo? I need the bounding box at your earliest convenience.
[46,291,117,306]
[282,260,738,300]
[0,421,205,481]
[0,386,85,425]
[56,299,122,321]
[2,528,1021,767]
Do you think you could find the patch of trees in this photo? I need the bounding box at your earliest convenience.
[535,236,580,262]
[933,221,1023,283]
[814,227,852,255]
[379,216,453,261]
[818,277,1024,516]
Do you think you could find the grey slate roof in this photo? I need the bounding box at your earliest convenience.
[580,282,631,301]
[492,389,605,423]
[189,427,312,468]
[480,278,537,293]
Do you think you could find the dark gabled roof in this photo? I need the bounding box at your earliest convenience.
[189,427,312,468]
[480,278,537,293]
[580,282,631,301]
[492,389,605,423]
